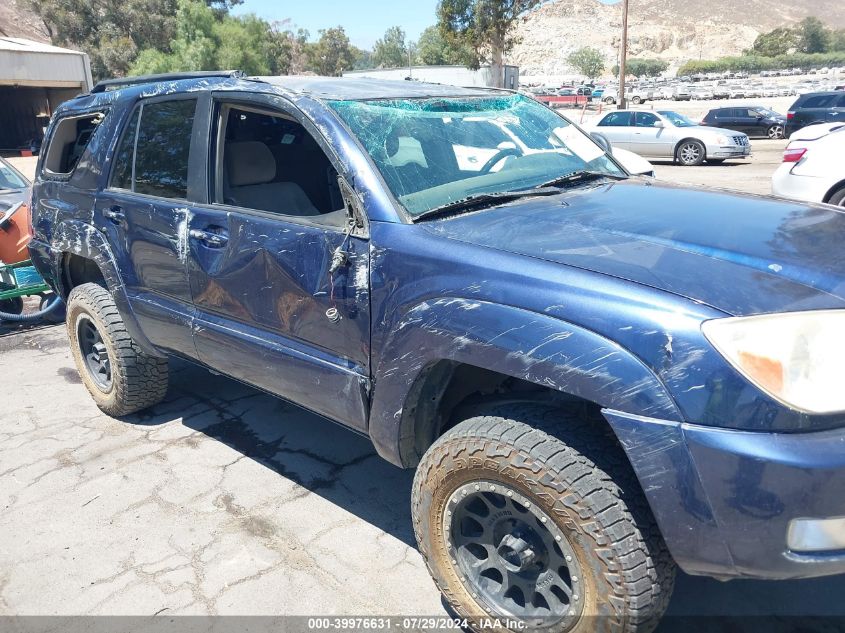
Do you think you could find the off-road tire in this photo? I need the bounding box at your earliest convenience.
[66,282,168,416]
[412,404,675,633]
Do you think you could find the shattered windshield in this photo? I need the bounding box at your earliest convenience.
[329,94,624,217]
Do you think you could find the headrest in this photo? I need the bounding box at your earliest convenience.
[226,141,276,187]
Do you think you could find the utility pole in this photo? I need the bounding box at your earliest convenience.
[618,0,629,110]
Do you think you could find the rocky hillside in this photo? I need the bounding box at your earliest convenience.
[0,0,50,43]
[509,0,845,77]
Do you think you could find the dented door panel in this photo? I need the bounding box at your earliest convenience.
[186,207,371,430]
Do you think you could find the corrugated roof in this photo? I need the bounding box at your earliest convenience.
[0,37,86,56]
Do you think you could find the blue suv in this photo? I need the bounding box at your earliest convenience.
[29,71,845,632]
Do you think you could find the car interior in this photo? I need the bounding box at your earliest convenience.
[216,105,345,219]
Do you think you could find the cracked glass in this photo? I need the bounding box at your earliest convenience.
[329,94,623,217]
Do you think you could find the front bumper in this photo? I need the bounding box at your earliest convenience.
[604,409,845,580]
[706,143,751,159]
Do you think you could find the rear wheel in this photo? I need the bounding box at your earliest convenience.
[0,296,24,316]
[67,283,168,416]
[603,97,615,105]
[412,405,675,633]
[631,96,642,105]
[676,140,706,166]
[766,124,784,139]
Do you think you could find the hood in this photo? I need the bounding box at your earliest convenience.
[420,180,845,316]
[695,125,747,137]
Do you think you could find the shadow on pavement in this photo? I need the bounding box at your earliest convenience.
[126,360,845,629]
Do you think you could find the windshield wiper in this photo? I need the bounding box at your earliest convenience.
[539,170,628,189]
[412,187,561,222]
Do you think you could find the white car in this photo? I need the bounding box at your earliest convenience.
[771,123,845,206]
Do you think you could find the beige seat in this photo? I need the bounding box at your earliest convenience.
[224,141,319,216]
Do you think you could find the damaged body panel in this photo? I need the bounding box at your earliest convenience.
[28,74,845,591]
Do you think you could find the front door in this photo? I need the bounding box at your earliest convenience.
[186,97,371,430]
[631,112,673,156]
[95,96,201,358]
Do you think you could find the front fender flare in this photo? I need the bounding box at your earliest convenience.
[368,298,682,466]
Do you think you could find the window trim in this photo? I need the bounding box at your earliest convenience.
[205,97,355,230]
[105,93,200,203]
[39,110,108,182]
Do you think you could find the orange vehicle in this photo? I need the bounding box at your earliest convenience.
[0,202,33,264]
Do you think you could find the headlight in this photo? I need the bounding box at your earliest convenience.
[702,310,845,414]
[715,134,730,145]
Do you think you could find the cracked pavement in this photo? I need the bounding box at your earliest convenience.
[2,324,845,631]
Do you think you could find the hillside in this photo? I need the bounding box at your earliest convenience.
[509,0,845,77]
[0,0,50,43]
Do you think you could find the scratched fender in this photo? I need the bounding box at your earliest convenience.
[45,219,164,357]
[368,297,682,466]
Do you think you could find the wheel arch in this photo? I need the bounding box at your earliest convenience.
[822,178,845,204]
[52,219,163,357]
[367,299,682,468]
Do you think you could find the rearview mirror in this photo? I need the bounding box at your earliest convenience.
[653,120,665,128]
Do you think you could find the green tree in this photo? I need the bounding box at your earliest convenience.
[372,26,408,68]
[796,17,830,54]
[415,24,472,65]
[750,27,797,57]
[566,47,605,80]
[130,0,272,76]
[267,24,311,75]
[613,58,668,78]
[307,26,356,76]
[27,0,243,80]
[831,29,845,52]
[437,0,542,87]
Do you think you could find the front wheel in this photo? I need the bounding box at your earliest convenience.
[603,97,615,104]
[767,124,784,140]
[676,140,706,166]
[412,406,675,633]
[631,96,642,105]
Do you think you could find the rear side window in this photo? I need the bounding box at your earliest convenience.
[43,113,105,176]
[599,112,633,127]
[800,95,837,109]
[110,99,196,199]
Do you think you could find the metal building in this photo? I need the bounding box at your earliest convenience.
[0,37,92,155]
[343,65,520,90]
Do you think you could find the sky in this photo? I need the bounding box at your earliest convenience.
[233,0,621,50]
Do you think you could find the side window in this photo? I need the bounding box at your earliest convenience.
[43,113,105,176]
[110,108,140,191]
[634,112,659,127]
[214,104,343,218]
[134,100,196,199]
[837,95,845,107]
[599,112,633,127]
[802,95,836,109]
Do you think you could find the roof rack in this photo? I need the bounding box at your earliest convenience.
[91,70,244,93]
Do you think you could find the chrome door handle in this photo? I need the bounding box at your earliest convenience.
[189,228,228,247]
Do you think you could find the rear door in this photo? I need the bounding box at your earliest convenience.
[595,111,635,149]
[184,93,371,431]
[95,95,206,357]
[795,94,840,130]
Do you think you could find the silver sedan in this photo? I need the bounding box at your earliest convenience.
[588,110,751,165]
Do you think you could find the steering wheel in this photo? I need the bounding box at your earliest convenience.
[480,147,523,174]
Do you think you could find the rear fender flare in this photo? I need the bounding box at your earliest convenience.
[52,220,163,357]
